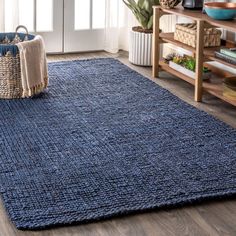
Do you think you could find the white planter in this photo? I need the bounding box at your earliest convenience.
[129,30,153,66]
[169,61,211,80]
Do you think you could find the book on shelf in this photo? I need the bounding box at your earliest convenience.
[215,52,236,65]
[220,48,236,59]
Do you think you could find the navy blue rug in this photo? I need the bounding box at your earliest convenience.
[0,58,235,230]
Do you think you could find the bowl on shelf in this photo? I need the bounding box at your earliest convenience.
[204,2,236,20]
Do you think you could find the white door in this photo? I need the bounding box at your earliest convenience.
[4,0,109,53]
[64,0,106,52]
[36,0,63,53]
[4,0,63,53]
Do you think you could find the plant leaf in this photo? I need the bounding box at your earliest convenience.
[123,0,160,30]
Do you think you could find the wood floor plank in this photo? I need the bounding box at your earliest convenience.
[0,51,235,236]
[195,202,236,236]
[148,209,210,236]
[184,206,221,236]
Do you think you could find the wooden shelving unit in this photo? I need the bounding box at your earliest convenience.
[152,6,236,106]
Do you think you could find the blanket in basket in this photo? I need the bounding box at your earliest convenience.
[17,35,48,98]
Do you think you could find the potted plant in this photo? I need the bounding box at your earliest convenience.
[123,0,160,66]
[166,54,211,80]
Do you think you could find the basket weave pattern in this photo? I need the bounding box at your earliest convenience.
[0,53,22,99]
[160,0,181,9]
[174,23,221,48]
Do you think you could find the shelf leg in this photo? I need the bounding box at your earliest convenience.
[152,7,160,78]
[195,20,204,102]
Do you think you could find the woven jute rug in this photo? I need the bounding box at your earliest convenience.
[0,58,235,230]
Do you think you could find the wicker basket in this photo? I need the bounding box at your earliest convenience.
[0,26,39,99]
[174,23,222,48]
[160,0,181,9]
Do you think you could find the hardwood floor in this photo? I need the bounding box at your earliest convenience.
[0,51,235,236]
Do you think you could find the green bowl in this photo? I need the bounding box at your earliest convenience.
[205,2,236,20]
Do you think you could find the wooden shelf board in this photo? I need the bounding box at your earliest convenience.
[204,49,236,70]
[204,62,236,78]
[155,6,236,33]
[159,33,236,74]
[203,78,236,107]
[159,61,195,85]
[159,61,236,106]
[160,33,196,53]
[206,55,236,70]
[160,33,225,57]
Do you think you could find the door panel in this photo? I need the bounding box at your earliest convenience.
[3,0,107,53]
[64,0,106,52]
[38,0,63,53]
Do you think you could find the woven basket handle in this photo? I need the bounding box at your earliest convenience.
[15,25,29,36]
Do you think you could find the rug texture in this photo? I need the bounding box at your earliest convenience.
[0,58,235,230]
